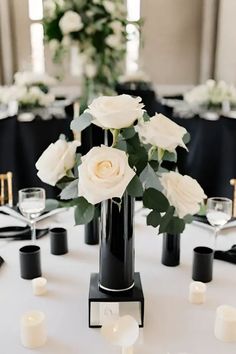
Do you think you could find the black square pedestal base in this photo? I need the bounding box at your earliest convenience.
[88,272,144,328]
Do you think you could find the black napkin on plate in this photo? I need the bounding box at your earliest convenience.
[0,226,49,240]
[214,245,236,264]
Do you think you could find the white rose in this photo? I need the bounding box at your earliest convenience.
[59,11,83,35]
[105,33,121,48]
[78,146,135,205]
[61,35,71,47]
[36,139,79,186]
[103,1,116,13]
[160,171,206,218]
[184,85,209,105]
[38,92,55,107]
[87,94,144,129]
[110,20,123,34]
[85,63,97,78]
[43,0,56,17]
[49,39,60,52]
[137,113,187,152]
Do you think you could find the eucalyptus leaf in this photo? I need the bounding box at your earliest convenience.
[183,214,194,224]
[121,127,136,139]
[70,112,93,132]
[143,112,150,121]
[183,132,191,144]
[114,139,127,152]
[143,188,169,212]
[164,217,186,234]
[127,175,143,197]
[60,179,78,200]
[140,164,162,190]
[56,175,76,190]
[45,199,60,212]
[158,206,175,234]
[162,151,177,163]
[74,197,95,225]
[147,210,161,227]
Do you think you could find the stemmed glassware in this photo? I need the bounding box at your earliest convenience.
[18,188,45,243]
[206,197,232,249]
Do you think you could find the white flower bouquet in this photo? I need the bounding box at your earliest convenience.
[43,0,140,97]
[184,79,236,109]
[36,94,206,234]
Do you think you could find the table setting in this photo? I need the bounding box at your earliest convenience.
[0,93,236,354]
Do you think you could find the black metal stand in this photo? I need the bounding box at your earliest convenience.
[88,272,144,328]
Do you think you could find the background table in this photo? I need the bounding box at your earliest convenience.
[0,116,73,202]
[0,208,236,353]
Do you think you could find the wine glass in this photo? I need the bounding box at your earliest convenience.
[206,197,232,249]
[18,188,46,243]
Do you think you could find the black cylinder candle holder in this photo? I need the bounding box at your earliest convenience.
[50,227,68,255]
[161,233,180,267]
[19,245,42,279]
[192,246,213,283]
[84,218,100,245]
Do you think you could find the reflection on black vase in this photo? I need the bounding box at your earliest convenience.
[99,192,134,292]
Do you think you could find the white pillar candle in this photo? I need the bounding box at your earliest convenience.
[214,305,236,342]
[32,277,47,296]
[122,346,133,354]
[189,281,206,304]
[20,310,47,348]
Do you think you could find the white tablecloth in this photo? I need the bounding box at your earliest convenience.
[0,208,236,354]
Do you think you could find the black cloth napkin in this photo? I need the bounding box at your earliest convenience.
[0,226,49,240]
[214,245,236,264]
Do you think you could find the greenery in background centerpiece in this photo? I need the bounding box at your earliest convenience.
[43,0,141,110]
[184,79,236,110]
[36,94,206,235]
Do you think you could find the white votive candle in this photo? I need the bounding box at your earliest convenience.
[189,281,206,304]
[32,277,47,296]
[122,346,134,354]
[214,305,236,342]
[20,310,47,348]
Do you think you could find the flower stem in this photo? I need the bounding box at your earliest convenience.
[148,146,157,161]
[111,129,120,147]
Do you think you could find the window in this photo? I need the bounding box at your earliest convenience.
[126,0,141,73]
[28,0,45,73]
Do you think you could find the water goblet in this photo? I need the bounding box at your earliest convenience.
[206,197,232,249]
[18,188,45,243]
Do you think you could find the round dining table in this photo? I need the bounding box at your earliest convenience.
[0,206,236,354]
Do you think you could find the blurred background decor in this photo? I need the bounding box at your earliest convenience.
[43,0,141,111]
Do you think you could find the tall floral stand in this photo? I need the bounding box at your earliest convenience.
[88,193,144,327]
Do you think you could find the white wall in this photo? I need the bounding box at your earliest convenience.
[140,0,203,85]
[215,0,236,84]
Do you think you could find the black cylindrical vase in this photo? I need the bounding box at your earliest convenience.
[84,218,100,245]
[99,193,134,293]
[161,233,180,266]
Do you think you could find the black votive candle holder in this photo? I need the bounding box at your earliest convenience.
[50,227,68,255]
[19,245,42,279]
[192,246,213,283]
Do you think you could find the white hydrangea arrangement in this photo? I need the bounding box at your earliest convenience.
[43,0,140,98]
[36,94,206,234]
[184,79,236,108]
[0,72,56,109]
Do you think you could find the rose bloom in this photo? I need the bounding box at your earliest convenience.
[78,146,135,205]
[59,11,83,35]
[137,113,187,152]
[36,139,80,186]
[87,94,144,129]
[160,171,206,218]
[105,33,122,48]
